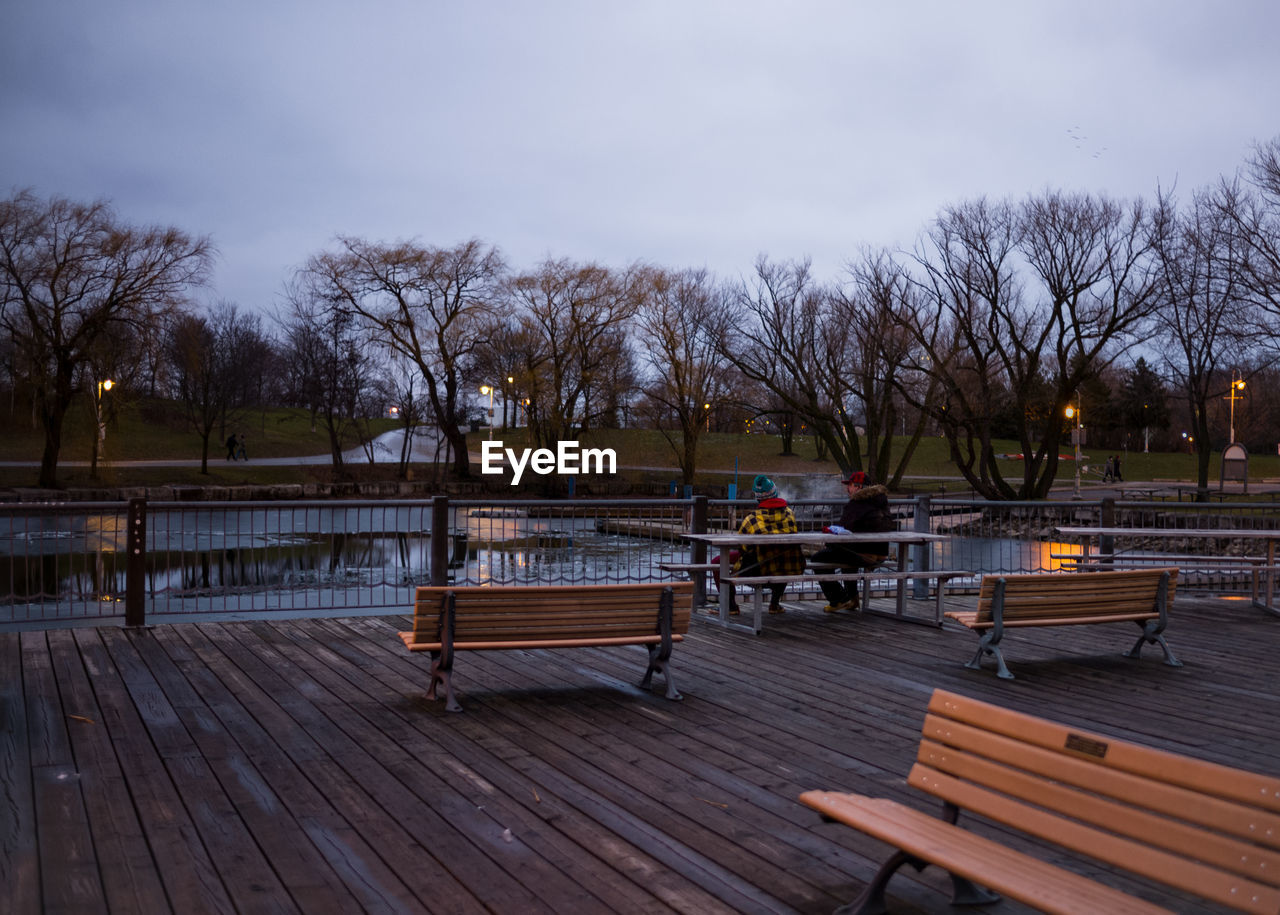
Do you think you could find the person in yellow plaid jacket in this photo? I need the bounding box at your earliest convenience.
[714,475,806,614]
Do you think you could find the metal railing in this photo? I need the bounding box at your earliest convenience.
[2,494,1277,628]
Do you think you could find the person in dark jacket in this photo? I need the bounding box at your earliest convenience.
[811,470,896,612]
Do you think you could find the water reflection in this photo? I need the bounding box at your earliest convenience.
[0,501,1225,621]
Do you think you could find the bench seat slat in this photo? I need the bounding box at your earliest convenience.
[416,627,684,643]
[908,763,1280,912]
[798,791,1170,915]
[916,733,1280,876]
[400,633,681,651]
[947,610,1157,629]
[927,691,1280,813]
[412,608,692,630]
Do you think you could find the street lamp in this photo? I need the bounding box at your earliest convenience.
[1227,371,1246,444]
[96,378,114,445]
[703,402,711,432]
[479,385,494,439]
[1065,397,1082,497]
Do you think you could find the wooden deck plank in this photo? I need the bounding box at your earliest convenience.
[215,618,617,914]
[169,621,495,914]
[0,631,39,915]
[21,630,108,912]
[3,593,1279,913]
[45,630,170,914]
[275,617,711,915]
[69,628,238,915]
[129,625,364,914]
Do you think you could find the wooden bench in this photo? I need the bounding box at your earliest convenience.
[944,568,1180,679]
[800,688,1280,914]
[399,582,693,712]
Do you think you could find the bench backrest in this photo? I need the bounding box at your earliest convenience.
[974,568,1177,625]
[910,689,1280,913]
[411,582,694,644]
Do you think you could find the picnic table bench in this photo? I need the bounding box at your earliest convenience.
[945,567,1180,679]
[399,582,693,711]
[800,688,1280,914]
[726,566,973,626]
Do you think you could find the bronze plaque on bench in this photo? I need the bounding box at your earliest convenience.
[1064,733,1109,758]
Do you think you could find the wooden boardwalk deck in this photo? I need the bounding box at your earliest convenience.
[4,592,1277,914]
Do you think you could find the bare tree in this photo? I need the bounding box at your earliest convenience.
[279,286,378,474]
[721,257,866,469]
[633,267,726,484]
[1152,186,1256,495]
[0,190,212,486]
[907,192,1158,499]
[165,303,271,472]
[1227,138,1280,346]
[835,249,937,486]
[509,258,639,449]
[302,238,506,478]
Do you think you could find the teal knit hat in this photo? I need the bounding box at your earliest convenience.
[752,474,777,500]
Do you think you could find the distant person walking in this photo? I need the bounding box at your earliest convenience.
[1101,455,1115,483]
[225,434,238,461]
[235,434,247,461]
[1112,454,1122,482]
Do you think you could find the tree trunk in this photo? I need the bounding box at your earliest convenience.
[445,425,471,478]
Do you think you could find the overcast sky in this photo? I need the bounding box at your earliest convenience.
[3,1,1277,313]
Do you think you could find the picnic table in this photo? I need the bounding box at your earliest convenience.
[1055,525,1280,617]
[682,530,954,633]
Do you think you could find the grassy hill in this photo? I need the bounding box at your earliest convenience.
[0,395,1266,492]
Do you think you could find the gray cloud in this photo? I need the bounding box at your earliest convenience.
[4,0,1277,310]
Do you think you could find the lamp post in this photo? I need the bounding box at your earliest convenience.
[96,379,114,446]
[505,376,514,430]
[703,402,711,432]
[479,385,494,439]
[1065,396,1082,497]
[1227,370,1246,445]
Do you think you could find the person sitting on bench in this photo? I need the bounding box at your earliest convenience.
[713,475,805,615]
[812,470,895,612]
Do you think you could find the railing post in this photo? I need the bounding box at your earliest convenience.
[691,495,708,604]
[430,495,451,586]
[1100,496,1116,567]
[125,497,147,627]
[913,494,932,599]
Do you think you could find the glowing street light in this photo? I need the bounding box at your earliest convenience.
[1065,396,1082,497]
[96,378,114,445]
[1227,371,1246,444]
[479,384,494,439]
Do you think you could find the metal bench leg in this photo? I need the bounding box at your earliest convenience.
[833,848,918,915]
[947,872,1002,906]
[642,587,682,700]
[641,645,682,700]
[1125,621,1183,667]
[426,652,463,712]
[966,634,1014,679]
